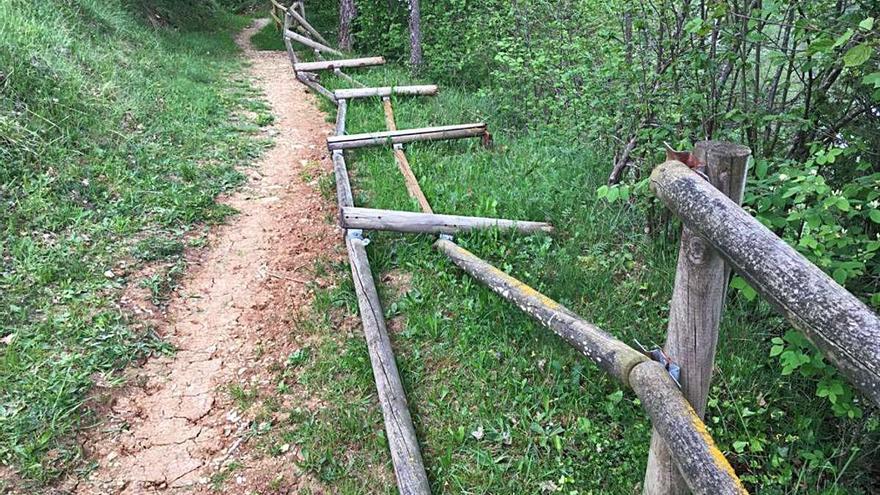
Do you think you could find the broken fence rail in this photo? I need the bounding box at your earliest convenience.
[294,56,386,72]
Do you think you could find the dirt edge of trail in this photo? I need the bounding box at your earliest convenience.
[70,18,342,494]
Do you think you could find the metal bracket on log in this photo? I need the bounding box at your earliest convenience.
[635,340,681,387]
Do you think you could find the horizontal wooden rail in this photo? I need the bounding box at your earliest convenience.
[294,57,386,72]
[334,85,439,99]
[434,239,747,494]
[286,7,330,46]
[341,207,553,235]
[296,73,336,103]
[651,161,880,406]
[284,29,342,56]
[327,123,487,151]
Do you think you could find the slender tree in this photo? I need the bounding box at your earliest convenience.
[408,0,423,70]
[339,0,356,51]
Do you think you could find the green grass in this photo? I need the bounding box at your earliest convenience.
[250,19,286,51]
[0,0,269,484]
[257,54,880,493]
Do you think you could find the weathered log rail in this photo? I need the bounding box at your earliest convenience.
[271,5,879,495]
[434,239,747,495]
[342,207,553,235]
[294,57,386,72]
[652,160,880,406]
[334,85,439,99]
[327,123,488,150]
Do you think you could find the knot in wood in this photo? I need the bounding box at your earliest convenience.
[686,234,710,265]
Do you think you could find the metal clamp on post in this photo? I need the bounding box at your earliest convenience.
[635,340,681,387]
[346,229,369,245]
[438,233,454,242]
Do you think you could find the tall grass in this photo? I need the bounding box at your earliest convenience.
[0,0,268,482]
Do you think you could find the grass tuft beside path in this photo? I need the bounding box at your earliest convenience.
[0,1,270,483]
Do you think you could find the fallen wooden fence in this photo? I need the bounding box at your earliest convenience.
[272,6,880,495]
[277,7,753,494]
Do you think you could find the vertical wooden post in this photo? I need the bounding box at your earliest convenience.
[643,141,750,495]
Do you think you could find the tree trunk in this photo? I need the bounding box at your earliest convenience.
[408,0,423,70]
[339,0,356,51]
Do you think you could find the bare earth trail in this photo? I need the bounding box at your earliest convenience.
[75,19,338,494]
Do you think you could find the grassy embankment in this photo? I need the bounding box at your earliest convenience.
[246,18,879,495]
[0,0,271,484]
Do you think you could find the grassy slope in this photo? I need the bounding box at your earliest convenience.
[0,0,271,482]
[256,25,880,495]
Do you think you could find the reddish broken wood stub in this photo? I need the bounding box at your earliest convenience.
[482,130,494,148]
[664,142,704,171]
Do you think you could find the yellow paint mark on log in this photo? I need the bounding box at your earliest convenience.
[685,403,750,494]
[446,241,563,311]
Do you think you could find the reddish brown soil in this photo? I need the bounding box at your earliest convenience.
[72,19,341,494]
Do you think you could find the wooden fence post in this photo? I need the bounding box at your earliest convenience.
[643,141,750,495]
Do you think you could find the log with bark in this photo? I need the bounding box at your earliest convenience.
[651,160,880,406]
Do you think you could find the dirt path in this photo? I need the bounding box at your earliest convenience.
[75,19,338,494]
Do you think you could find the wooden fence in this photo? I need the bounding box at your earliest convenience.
[274,3,880,494]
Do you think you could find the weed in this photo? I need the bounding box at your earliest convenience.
[229,384,260,411]
[255,112,275,126]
